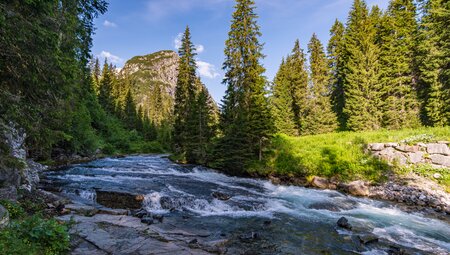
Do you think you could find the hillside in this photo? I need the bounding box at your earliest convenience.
[119,50,218,127]
[120,50,179,125]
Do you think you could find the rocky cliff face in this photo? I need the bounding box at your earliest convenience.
[119,50,218,125]
[120,50,179,125]
[0,121,46,201]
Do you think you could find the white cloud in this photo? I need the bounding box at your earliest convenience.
[174,33,183,50]
[103,20,117,28]
[196,44,205,53]
[196,60,220,79]
[98,51,123,64]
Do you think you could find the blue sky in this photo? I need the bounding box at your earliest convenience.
[92,0,390,103]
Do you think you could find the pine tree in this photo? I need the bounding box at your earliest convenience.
[214,0,273,173]
[286,40,309,133]
[173,26,198,154]
[342,0,383,131]
[98,61,115,113]
[327,20,347,130]
[271,58,298,136]
[123,89,137,130]
[185,81,218,164]
[417,0,450,126]
[92,58,101,95]
[379,0,421,129]
[302,34,338,135]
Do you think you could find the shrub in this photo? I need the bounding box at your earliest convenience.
[0,215,70,255]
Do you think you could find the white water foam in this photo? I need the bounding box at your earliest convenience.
[373,225,450,254]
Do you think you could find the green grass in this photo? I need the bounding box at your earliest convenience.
[250,126,450,184]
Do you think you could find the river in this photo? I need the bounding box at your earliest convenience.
[43,155,450,254]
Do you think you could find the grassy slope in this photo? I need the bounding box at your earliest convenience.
[250,127,450,185]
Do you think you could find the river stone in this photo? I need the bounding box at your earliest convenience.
[429,154,450,167]
[212,191,231,201]
[433,173,442,179]
[348,181,369,196]
[370,143,385,151]
[336,217,352,230]
[0,205,9,229]
[358,234,379,245]
[311,176,329,189]
[96,190,144,209]
[427,143,450,155]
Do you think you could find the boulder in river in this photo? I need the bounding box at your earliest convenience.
[96,190,144,209]
[311,176,330,189]
[347,180,369,196]
[212,191,231,201]
[337,217,352,230]
[358,234,379,245]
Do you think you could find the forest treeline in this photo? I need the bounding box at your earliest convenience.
[271,0,450,136]
[0,0,161,163]
[174,0,450,174]
[1,0,449,174]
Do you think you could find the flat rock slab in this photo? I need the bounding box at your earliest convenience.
[58,214,213,255]
[430,154,450,167]
[427,143,450,156]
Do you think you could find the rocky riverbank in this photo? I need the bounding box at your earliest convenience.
[267,173,450,216]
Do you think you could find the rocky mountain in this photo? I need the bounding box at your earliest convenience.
[119,50,218,125]
[120,50,179,125]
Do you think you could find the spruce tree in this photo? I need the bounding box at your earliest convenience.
[173,26,198,155]
[215,0,273,173]
[271,59,298,136]
[380,0,421,129]
[302,34,338,135]
[417,0,450,126]
[286,40,309,133]
[98,61,114,113]
[123,89,137,130]
[185,81,218,164]
[342,0,383,131]
[327,20,346,130]
[92,58,101,95]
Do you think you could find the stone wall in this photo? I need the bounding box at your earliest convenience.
[368,141,450,168]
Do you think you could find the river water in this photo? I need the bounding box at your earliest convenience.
[43,155,450,254]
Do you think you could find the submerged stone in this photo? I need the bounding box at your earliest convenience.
[337,217,352,230]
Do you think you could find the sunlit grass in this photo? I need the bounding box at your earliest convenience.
[251,126,450,184]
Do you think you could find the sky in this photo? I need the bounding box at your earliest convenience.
[92,0,390,103]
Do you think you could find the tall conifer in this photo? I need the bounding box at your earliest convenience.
[173,26,198,154]
[417,0,450,126]
[271,59,298,136]
[302,34,338,135]
[342,0,383,131]
[327,20,346,130]
[215,0,273,173]
[286,40,309,133]
[380,0,421,129]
